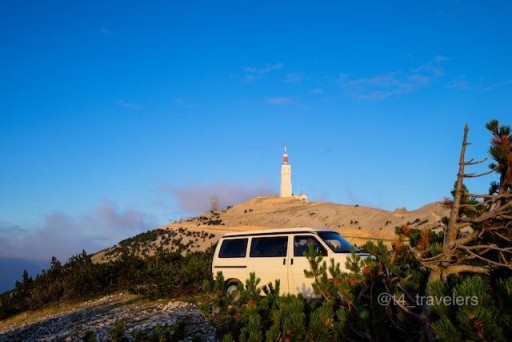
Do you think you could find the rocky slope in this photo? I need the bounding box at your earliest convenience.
[0,293,215,341]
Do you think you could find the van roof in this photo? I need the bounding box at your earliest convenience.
[222,227,335,238]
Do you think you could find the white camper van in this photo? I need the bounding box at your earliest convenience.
[212,227,367,298]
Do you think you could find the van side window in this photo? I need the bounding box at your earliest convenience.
[294,236,327,256]
[250,237,288,257]
[219,238,248,258]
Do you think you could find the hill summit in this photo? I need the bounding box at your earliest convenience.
[93,196,449,262]
[165,196,449,246]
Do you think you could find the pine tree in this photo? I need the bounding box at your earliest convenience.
[429,276,510,341]
[416,121,512,282]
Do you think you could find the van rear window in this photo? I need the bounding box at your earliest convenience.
[250,236,288,257]
[219,238,248,258]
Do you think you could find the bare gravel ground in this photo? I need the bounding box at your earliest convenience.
[0,293,215,341]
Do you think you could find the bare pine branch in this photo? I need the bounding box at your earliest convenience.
[458,247,512,268]
[463,170,495,178]
[493,231,512,242]
[465,193,512,199]
[468,202,512,223]
[464,157,488,165]
[445,265,489,276]
[445,124,469,246]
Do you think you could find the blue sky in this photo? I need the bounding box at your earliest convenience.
[1,0,511,262]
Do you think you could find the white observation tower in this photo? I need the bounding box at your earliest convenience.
[280,144,292,197]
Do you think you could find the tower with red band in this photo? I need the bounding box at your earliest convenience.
[280,144,292,197]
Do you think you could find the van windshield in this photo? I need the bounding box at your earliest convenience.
[318,232,360,253]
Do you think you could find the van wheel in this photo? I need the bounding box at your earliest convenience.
[226,280,241,301]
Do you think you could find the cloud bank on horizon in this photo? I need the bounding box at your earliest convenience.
[0,183,275,261]
[0,200,155,261]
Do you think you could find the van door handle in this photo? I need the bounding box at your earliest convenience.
[283,258,286,265]
[291,258,294,265]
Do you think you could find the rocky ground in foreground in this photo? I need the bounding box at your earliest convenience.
[0,293,215,341]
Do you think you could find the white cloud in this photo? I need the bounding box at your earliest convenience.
[117,99,140,109]
[447,78,471,90]
[434,55,449,63]
[484,79,512,91]
[284,73,302,84]
[160,182,275,213]
[412,64,444,78]
[446,77,512,92]
[245,63,283,74]
[243,63,283,83]
[338,57,447,100]
[267,97,293,105]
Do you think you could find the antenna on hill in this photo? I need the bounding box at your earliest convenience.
[210,196,218,211]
